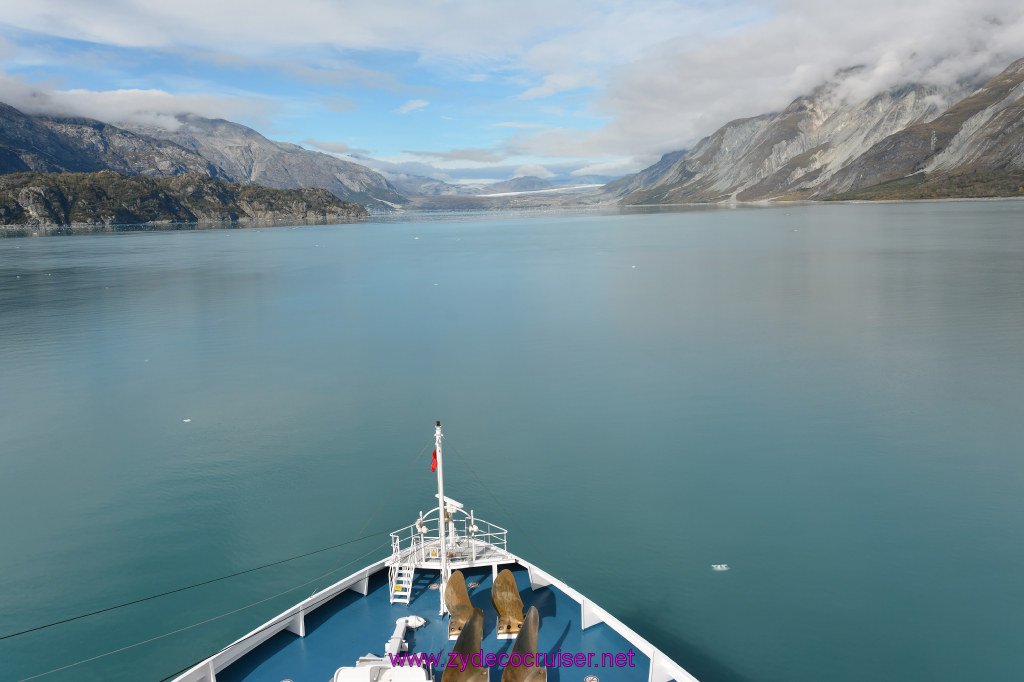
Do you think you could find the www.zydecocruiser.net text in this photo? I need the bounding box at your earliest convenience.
[388,649,637,671]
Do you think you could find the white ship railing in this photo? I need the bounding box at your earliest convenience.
[388,505,508,568]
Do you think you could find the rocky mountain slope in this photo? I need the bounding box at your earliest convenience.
[378,173,466,197]
[602,150,686,198]
[123,115,406,210]
[0,103,405,210]
[0,103,223,178]
[821,58,1024,195]
[0,171,368,235]
[613,57,1024,203]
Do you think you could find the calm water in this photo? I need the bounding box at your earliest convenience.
[1,202,1023,682]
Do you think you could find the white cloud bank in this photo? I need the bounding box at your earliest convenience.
[0,72,272,129]
[580,0,1024,162]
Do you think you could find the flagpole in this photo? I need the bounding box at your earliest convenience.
[435,421,449,617]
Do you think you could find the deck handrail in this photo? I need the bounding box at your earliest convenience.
[388,506,508,566]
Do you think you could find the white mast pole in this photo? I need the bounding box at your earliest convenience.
[435,421,449,616]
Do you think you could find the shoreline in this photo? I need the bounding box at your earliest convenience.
[5,194,1023,237]
[0,215,370,238]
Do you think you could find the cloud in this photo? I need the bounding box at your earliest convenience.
[493,121,548,129]
[396,99,429,114]
[571,160,637,177]
[499,0,1024,168]
[519,72,592,100]
[357,154,620,184]
[0,1,602,58]
[0,71,274,129]
[4,1,1024,177]
[512,163,554,178]
[281,59,409,91]
[401,148,507,163]
[315,95,358,112]
[304,138,370,155]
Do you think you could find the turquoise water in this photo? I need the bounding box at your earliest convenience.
[1,202,1023,682]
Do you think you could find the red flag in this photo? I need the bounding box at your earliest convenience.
[431,450,437,472]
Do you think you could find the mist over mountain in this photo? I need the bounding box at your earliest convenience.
[0,103,224,179]
[822,58,1024,195]
[610,57,1024,204]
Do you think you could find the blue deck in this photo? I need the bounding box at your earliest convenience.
[218,564,653,682]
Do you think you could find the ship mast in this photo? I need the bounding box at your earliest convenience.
[434,421,449,616]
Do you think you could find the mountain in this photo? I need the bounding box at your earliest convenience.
[0,171,367,235]
[0,103,223,178]
[612,57,1024,203]
[374,172,467,197]
[471,176,552,194]
[821,58,1024,196]
[123,115,406,210]
[602,150,686,198]
[0,103,406,211]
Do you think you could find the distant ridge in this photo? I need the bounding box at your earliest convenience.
[0,103,406,211]
[123,115,407,210]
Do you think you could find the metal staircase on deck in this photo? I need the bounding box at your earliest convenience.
[390,564,414,604]
[385,493,511,606]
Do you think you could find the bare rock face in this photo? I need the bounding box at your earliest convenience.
[822,57,1024,195]
[614,74,965,204]
[16,185,65,223]
[613,56,1024,203]
[124,115,406,209]
[602,150,687,198]
[1,103,404,212]
[0,103,223,178]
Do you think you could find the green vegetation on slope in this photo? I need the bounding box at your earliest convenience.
[824,169,1024,201]
[0,171,368,234]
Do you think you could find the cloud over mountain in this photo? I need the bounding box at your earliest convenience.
[2,1,1023,178]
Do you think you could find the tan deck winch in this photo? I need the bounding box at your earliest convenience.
[491,568,525,637]
[445,570,475,638]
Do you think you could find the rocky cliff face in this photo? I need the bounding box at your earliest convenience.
[821,57,1024,195]
[613,72,967,204]
[602,150,686,198]
[0,171,368,235]
[612,58,1024,204]
[1,103,406,211]
[0,103,223,178]
[123,115,406,210]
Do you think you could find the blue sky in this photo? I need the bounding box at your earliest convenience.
[1,1,1022,184]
